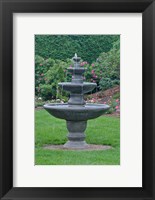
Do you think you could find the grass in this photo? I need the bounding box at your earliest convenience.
[35,109,120,165]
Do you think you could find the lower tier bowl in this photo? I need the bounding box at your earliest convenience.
[43,103,110,121]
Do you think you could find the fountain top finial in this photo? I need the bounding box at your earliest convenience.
[73,53,81,64]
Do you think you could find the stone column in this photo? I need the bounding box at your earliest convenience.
[64,120,88,148]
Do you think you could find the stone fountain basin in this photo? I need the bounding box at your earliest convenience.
[58,82,97,94]
[44,103,110,121]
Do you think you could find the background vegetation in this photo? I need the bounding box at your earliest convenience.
[35,35,120,102]
[35,35,119,63]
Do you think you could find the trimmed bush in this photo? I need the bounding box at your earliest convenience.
[35,35,119,63]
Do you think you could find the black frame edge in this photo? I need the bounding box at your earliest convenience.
[142,1,154,197]
[0,0,155,200]
[0,0,13,199]
[153,1,155,200]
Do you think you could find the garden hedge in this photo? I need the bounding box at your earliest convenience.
[35,35,119,63]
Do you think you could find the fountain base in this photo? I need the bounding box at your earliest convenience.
[44,144,112,151]
[64,120,88,149]
[64,141,88,149]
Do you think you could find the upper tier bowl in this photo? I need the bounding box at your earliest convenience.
[44,103,110,121]
[68,67,86,74]
[58,82,97,94]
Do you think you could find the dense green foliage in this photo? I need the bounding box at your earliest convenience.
[98,39,120,87]
[35,35,120,100]
[35,57,72,100]
[35,110,120,165]
[35,35,119,63]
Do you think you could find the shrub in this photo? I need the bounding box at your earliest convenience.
[39,84,53,100]
[99,78,120,91]
[35,55,56,96]
[113,92,120,100]
[92,40,120,90]
[39,59,73,100]
[84,39,120,91]
[97,40,120,81]
[106,99,118,114]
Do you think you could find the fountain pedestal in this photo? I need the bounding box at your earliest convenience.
[68,94,85,105]
[64,121,88,148]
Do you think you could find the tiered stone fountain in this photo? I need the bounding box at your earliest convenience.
[44,54,110,149]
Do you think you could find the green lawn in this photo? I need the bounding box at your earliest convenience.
[35,109,120,165]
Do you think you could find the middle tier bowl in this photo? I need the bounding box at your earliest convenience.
[58,82,97,94]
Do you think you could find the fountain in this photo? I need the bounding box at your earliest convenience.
[44,54,110,149]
